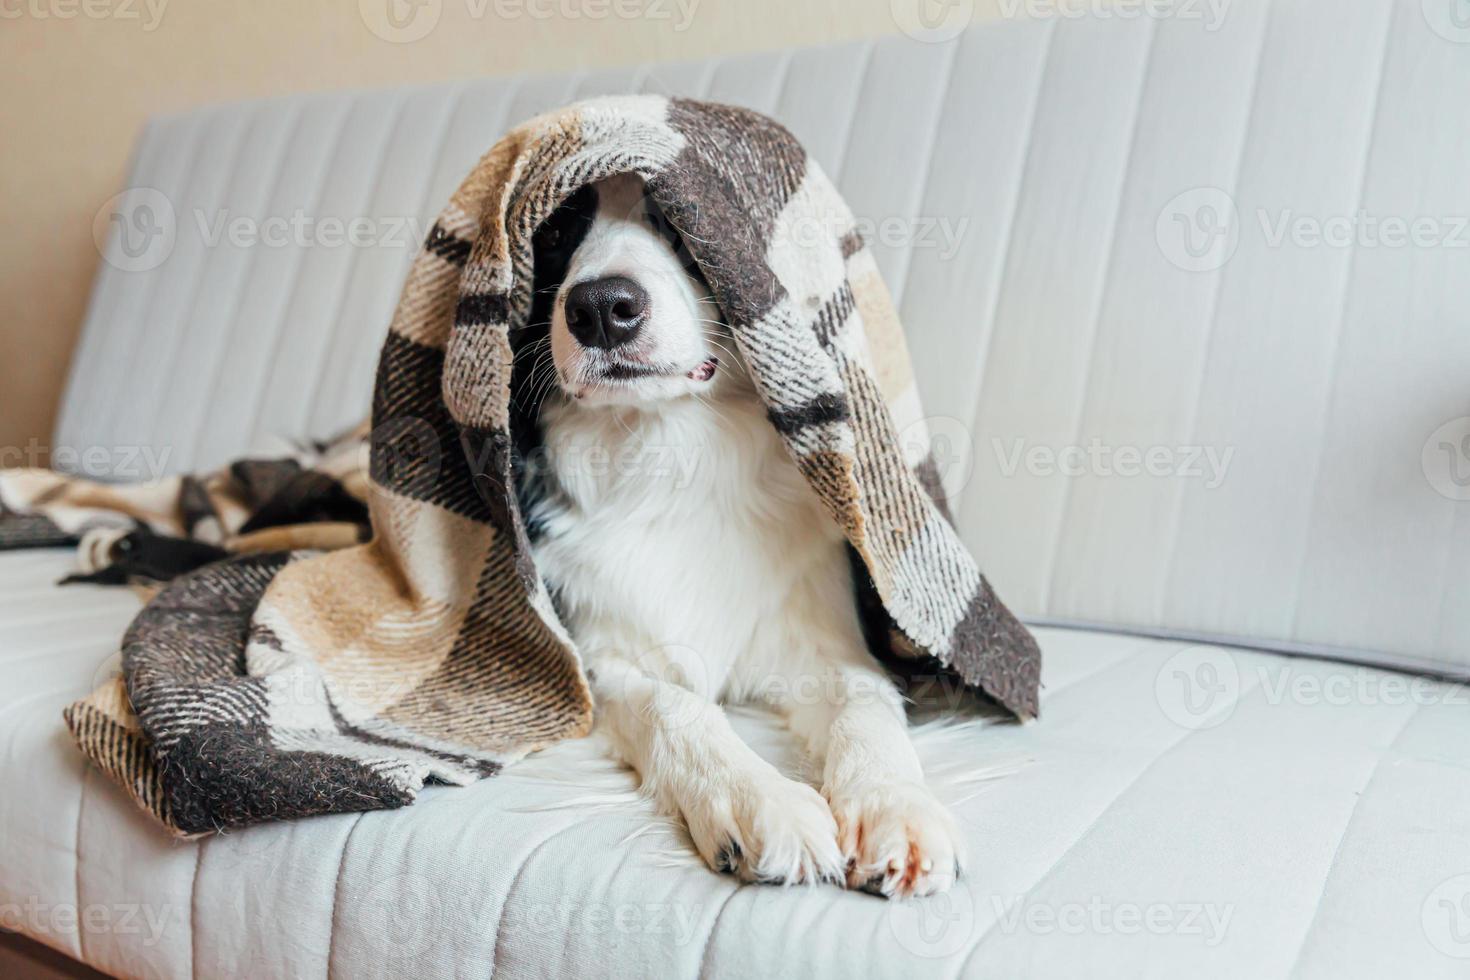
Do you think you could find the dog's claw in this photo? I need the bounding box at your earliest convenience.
[714,839,743,873]
[687,771,845,885]
[828,779,963,899]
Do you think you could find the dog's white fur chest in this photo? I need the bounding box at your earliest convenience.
[530,388,865,703]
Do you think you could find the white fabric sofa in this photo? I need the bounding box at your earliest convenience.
[6,2,1469,976]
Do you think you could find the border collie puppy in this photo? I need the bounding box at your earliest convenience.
[517,174,962,898]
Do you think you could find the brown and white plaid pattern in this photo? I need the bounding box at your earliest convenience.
[49,96,1039,836]
[0,424,370,576]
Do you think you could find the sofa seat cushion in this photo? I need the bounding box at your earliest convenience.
[3,548,1469,978]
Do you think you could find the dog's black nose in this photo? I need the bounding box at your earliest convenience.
[564,276,649,349]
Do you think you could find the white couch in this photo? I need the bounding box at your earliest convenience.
[6,2,1469,976]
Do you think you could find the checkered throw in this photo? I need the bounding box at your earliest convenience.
[0,426,370,584]
[41,96,1039,835]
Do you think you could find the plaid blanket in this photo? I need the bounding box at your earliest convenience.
[9,96,1040,836]
[0,426,370,585]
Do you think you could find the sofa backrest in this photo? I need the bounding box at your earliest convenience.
[60,1,1470,676]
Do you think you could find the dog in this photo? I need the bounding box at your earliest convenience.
[515,173,962,898]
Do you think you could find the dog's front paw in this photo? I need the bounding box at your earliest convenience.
[684,766,845,886]
[826,779,963,899]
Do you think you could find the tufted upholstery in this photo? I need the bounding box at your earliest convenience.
[58,3,1470,678]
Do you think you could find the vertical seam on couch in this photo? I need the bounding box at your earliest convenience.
[478,77,530,191]
[187,836,204,979]
[236,96,357,453]
[106,117,219,466]
[693,55,720,100]
[572,70,601,99]
[59,118,166,450]
[500,74,530,119]
[1039,16,1160,615]
[1282,700,1424,976]
[71,764,90,965]
[323,813,367,980]
[374,81,470,361]
[79,119,185,450]
[485,818,613,978]
[828,39,876,185]
[955,18,1056,538]
[946,664,1263,978]
[0,635,119,961]
[410,83,471,241]
[637,60,663,95]
[1154,0,1275,623]
[563,70,592,102]
[701,56,730,99]
[888,37,960,313]
[764,48,796,114]
[298,91,411,437]
[1431,506,1468,662]
[694,886,744,980]
[133,110,257,468]
[1284,3,1397,644]
[416,73,526,316]
[696,59,719,98]
[182,102,309,468]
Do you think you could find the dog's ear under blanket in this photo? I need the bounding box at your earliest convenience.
[44,95,1041,836]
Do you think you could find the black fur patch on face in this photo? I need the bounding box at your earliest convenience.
[524,182,597,349]
[511,183,598,540]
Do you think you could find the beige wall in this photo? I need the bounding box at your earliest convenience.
[0,0,1010,460]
